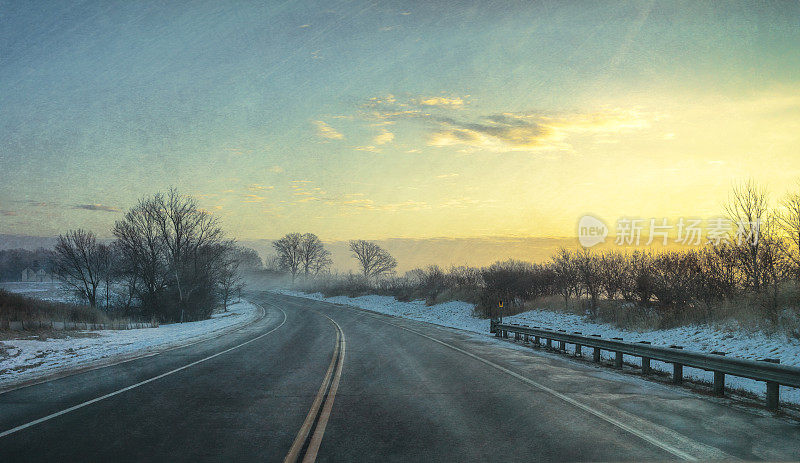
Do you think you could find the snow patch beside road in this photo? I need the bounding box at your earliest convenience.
[0,301,261,391]
[277,290,800,405]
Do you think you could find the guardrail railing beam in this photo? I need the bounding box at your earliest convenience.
[493,323,799,412]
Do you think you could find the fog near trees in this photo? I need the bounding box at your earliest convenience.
[49,190,255,322]
[289,181,800,335]
[11,181,800,333]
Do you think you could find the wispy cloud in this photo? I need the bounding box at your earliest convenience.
[360,94,651,153]
[314,120,344,140]
[418,96,465,108]
[269,165,284,173]
[0,210,17,216]
[439,197,497,209]
[248,184,274,192]
[74,204,119,213]
[242,195,265,203]
[337,198,431,212]
[373,130,395,145]
[288,181,429,212]
[427,109,650,152]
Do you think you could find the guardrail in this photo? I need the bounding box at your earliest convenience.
[491,321,800,411]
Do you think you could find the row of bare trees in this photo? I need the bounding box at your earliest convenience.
[270,235,397,283]
[297,182,800,331]
[480,181,800,320]
[51,190,253,322]
[271,233,332,281]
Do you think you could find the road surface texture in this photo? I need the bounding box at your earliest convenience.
[1,291,798,461]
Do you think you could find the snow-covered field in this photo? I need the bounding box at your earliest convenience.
[0,281,78,303]
[0,301,261,390]
[277,290,800,406]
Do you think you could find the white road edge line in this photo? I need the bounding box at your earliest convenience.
[0,303,287,439]
[0,300,268,396]
[358,311,725,462]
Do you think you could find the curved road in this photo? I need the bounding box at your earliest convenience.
[1,291,798,461]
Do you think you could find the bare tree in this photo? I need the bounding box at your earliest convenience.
[349,240,397,281]
[231,246,263,271]
[263,253,283,272]
[113,189,228,321]
[113,195,170,317]
[273,233,303,282]
[299,233,332,277]
[758,216,786,315]
[155,189,224,322]
[598,252,625,301]
[96,243,117,310]
[217,243,244,312]
[725,180,769,291]
[551,248,578,309]
[52,230,103,308]
[574,249,602,318]
[697,244,738,309]
[777,187,800,281]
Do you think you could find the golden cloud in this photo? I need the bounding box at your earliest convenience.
[373,130,395,145]
[427,109,650,152]
[314,120,344,140]
[418,96,465,107]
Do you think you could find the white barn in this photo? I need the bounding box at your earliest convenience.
[20,267,53,282]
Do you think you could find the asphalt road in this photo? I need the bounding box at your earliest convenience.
[1,291,799,462]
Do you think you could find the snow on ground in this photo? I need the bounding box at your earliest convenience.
[0,281,77,303]
[0,301,261,390]
[277,290,800,406]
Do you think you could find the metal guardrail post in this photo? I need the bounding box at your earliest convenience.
[591,335,601,362]
[671,345,684,384]
[612,337,623,368]
[534,335,540,346]
[761,358,780,411]
[639,341,652,375]
[573,332,582,357]
[558,330,567,351]
[546,338,552,349]
[711,351,727,396]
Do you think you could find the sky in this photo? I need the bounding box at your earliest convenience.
[1,0,799,246]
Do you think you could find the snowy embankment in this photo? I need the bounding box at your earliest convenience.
[0,301,261,390]
[277,290,800,406]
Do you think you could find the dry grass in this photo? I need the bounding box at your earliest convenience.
[520,290,800,337]
[0,289,149,332]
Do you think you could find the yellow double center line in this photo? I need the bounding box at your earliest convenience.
[283,309,346,463]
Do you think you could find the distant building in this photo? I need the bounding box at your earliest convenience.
[36,269,52,282]
[20,267,53,282]
[20,268,36,281]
